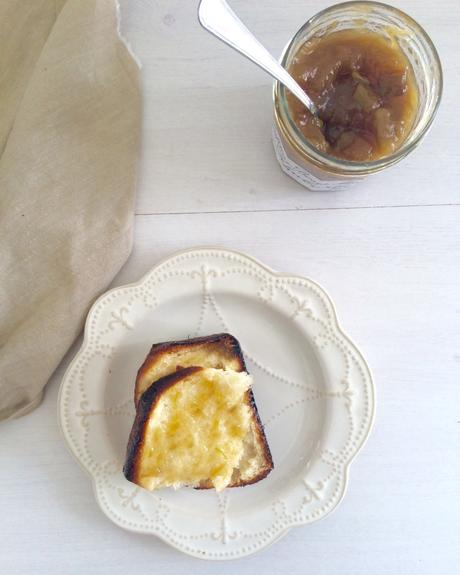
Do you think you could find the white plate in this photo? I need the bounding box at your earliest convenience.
[58,247,375,560]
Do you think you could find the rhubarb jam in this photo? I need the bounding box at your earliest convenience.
[286,29,418,161]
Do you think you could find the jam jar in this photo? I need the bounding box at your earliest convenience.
[273,1,443,191]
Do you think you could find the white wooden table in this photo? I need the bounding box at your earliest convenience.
[2,1,459,572]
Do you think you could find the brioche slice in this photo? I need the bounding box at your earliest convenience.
[124,367,256,491]
[134,333,245,406]
[130,334,273,488]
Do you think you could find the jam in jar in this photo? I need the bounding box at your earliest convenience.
[286,29,418,162]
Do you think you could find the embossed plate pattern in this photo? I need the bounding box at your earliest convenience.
[58,247,375,559]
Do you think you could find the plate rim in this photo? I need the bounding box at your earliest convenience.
[57,245,376,559]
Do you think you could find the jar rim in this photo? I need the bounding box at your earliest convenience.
[274,1,443,175]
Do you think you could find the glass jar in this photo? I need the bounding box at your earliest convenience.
[273,1,443,191]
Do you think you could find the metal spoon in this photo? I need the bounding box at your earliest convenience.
[197,0,319,117]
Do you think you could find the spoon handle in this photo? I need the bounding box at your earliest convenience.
[198,0,318,116]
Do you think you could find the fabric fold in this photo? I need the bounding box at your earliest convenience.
[0,0,141,420]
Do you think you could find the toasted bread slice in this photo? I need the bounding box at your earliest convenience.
[131,334,273,488]
[134,333,245,407]
[124,367,267,491]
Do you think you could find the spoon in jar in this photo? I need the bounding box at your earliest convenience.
[198,0,319,117]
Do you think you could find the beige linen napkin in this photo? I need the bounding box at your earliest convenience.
[0,0,141,420]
